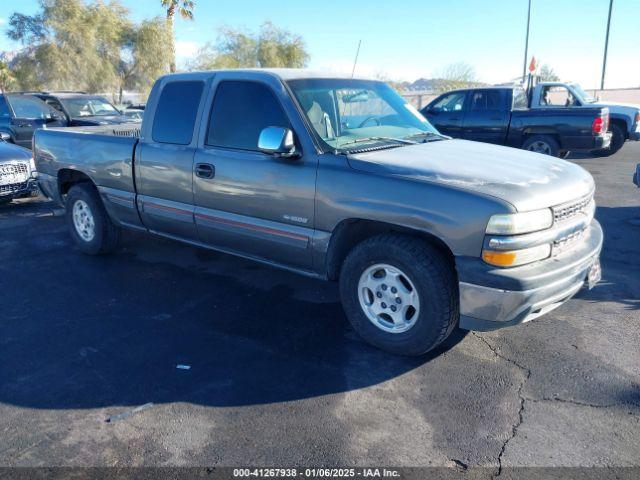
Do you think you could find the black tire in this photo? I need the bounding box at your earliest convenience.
[594,123,625,157]
[0,197,11,205]
[522,134,560,157]
[66,183,120,255]
[339,234,458,356]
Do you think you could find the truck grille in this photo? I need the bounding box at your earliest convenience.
[0,163,29,186]
[0,181,29,194]
[553,192,594,223]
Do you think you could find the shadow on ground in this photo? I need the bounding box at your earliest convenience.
[0,200,467,410]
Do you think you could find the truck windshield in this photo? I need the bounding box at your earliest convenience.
[60,97,121,117]
[571,84,596,104]
[287,78,443,152]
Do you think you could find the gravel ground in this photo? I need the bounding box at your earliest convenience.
[0,142,638,475]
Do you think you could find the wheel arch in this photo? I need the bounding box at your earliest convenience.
[57,169,97,197]
[608,116,629,139]
[325,218,456,281]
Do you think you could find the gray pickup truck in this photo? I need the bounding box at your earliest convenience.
[34,69,603,355]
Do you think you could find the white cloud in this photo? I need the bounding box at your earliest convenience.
[175,40,201,59]
[0,17,6,26]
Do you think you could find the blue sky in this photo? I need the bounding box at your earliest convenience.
[1,0,638,88]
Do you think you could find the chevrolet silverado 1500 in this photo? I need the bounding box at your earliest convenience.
[34,70,603,355]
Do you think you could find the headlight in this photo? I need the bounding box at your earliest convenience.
[482,244,551,267]
[486,209,553,235]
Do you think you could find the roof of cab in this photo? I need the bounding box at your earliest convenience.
[162,68,376,81]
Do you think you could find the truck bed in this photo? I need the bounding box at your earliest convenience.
[34,125,140,204]
[508,106,609,151]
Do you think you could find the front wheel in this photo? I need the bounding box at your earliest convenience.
[339,234,458,356]
[522,134,560,157]
[66,183,120,255]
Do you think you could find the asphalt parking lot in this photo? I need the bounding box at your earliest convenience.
[0,143,638,473]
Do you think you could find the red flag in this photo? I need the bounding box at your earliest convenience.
[529,56,537,73]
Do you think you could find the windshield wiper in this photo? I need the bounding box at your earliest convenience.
[338,136,417,148]
[404,131,447,143]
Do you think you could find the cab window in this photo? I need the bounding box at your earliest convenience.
[6,95,52,119]
[470,90,503,111]
[540,86,580,107]
[206,80,290,151]
[152,81,204,145]
[430,92,466,112]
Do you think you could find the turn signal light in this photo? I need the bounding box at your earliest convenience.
[482,244,552,267]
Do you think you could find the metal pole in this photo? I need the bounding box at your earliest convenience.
[522,0,532,82]
[351,40,362,78]
[600,0,614,90]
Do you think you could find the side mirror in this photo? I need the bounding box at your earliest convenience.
[0,132,10,142]
[258,126,298,158]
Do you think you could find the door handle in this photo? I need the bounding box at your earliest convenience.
[195,163,215,179]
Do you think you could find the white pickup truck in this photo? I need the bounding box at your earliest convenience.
[530,82,640,155]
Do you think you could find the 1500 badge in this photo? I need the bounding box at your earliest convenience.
[283,214,308,224]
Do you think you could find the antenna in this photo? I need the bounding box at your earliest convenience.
[351,40,362,78]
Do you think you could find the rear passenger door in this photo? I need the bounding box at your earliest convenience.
[421,91,467,138]
[461,89,510,145]
[192,74,318,270]
[135,78,207,241]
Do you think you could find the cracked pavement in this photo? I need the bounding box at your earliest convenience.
[0,144,638,470]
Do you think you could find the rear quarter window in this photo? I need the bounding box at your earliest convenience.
[152,81,204,145]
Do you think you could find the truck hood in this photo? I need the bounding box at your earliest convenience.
[0,141,32,162]
[347,139,594,212]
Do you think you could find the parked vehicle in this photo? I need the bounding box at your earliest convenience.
[0,138,38,204]
[530,82,640,156]
[34,70,603,355]
[23,92,133,126]
[421,86,611,157]
[0,93,68,149]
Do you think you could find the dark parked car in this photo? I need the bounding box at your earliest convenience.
[0,138,38,204]
[421,86,611,157]
[0,93,68,149]
[25,92,132,126]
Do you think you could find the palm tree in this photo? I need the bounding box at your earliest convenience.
[161,0,195,73]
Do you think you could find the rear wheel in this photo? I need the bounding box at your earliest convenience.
[522,134,560,157]
[339,234,458,356]
[66,183,120,255]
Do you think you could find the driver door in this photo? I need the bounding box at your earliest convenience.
[192,75,318,269]
[421,91,468,138]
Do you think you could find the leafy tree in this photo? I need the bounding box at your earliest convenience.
[7,0,170,100]
[161,0,195,73]
[0,59,16,92]
[436,62,478,92]
[188,22,309,70]
[539,64,560,82]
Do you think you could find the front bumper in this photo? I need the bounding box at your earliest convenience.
[457,219,603,331]
[0,178,39,200]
